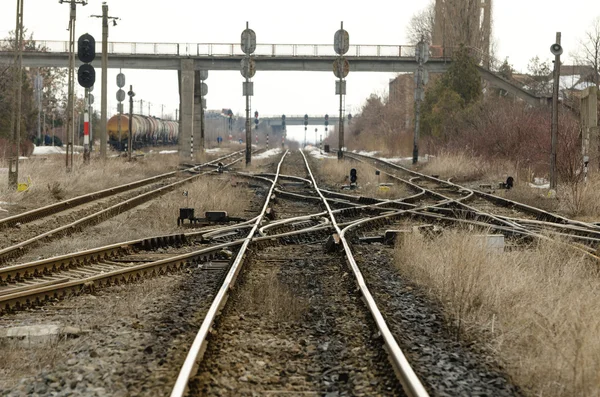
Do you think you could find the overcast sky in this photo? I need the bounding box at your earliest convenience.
[1,0,599,143]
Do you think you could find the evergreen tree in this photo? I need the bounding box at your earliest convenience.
[421,45,482,137]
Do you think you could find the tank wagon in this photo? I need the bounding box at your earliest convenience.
[107,114,178,150]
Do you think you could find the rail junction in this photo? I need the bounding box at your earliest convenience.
[2,148,600,396]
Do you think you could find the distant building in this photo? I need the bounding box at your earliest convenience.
[389,73,442,129]
[389,74,415,129]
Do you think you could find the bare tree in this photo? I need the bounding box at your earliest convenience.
[406,1,435,45]
[574,16,600,87]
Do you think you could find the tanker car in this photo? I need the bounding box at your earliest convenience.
[107,114,178,150]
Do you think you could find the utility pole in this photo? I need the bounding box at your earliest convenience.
[34,72,43,143]
[127,85,135,161]
[8,0,24,189]
[413,37,429,164]
[60,0,87,172]
[88,85,94,152]
[91,2,118,159]
[550,33,563,190]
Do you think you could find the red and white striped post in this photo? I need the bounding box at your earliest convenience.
[83,88,90,163]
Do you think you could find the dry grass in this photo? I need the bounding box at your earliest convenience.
[312,157,409,199]
[0,154,180,210]
[556,177,600,220]
[16,174,255,262]
[138,175,254,230]
[238,267,307,323]
[418,151,496,182]
[395,230,600,397]
[497,185,559,213]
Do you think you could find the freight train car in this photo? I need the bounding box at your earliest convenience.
[107,114,178,150]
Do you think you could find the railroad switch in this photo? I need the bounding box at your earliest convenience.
[177,208,244,227]
[265,207,276,220]
[325,233,341,252]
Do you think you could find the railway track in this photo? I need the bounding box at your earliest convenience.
[0,150,249,265]
[171,150,430,397]
[345,152,600,250]
[0,148,537,396]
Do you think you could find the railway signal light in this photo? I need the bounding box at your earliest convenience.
[77,33,96,88]
[350,168,357,184]
[78,64,96,88]
[77,33,95,63]
[254,111,259,127]
[325,114,329,126]
[304,114,308,126]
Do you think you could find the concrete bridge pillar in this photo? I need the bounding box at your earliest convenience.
[178,59,194,164]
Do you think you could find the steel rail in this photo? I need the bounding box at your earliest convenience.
[347,152,600,232]
[0,221,336,314]
[0,150,244,230]
[299,150,430,397]
[170,150,289,397]
[0,214,261,284]
[344,153,529,232]
[0,153,249,264]
[0,239,245,314]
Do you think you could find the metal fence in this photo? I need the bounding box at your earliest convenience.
[0,40,435,59]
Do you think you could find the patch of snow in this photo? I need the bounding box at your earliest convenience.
[379,156,411,163]
[529,183,550,189]
[32,146,65,155]
[205,148,222,153]
[254,148,281,160]
[159,150,178,154]
[307,147,335,159]
[354,150,379,156]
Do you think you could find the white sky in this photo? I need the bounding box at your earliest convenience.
[1,0,599,143]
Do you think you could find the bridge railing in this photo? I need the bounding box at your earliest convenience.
[0,39,432,59]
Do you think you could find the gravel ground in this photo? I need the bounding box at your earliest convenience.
[189,245,404,396]
[0,263,227,396]
[352,243,521,397]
